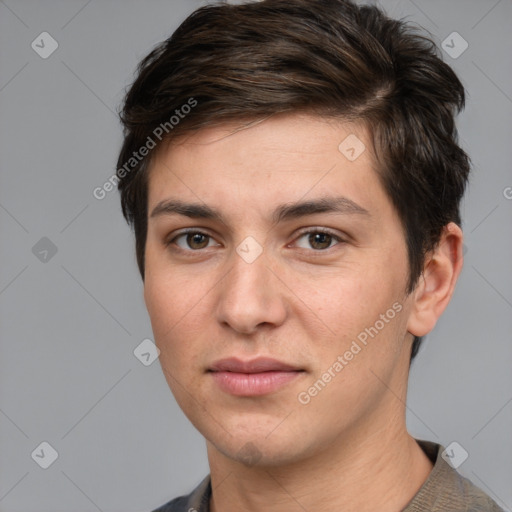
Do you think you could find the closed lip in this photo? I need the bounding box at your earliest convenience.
[208,357,303,374]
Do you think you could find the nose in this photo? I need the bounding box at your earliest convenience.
[214,246,288,335]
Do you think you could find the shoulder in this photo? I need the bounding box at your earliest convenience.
[151,475,211,512]
[151,495,189,512]
[405,440,505,512]
[455,472,505,512]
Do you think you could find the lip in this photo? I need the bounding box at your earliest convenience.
[208,357,304,396]
[209,357,301,373]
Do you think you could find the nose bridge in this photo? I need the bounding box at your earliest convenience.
[225,245,271,307]
[215,242,286,333]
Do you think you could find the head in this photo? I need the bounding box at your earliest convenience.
[116,0,469,466]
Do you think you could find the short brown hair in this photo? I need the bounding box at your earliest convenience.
[116,0,470,360]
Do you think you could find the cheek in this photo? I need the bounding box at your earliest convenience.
[293,264,399,333]
[144,249,201,332]
[144,275,205,406]
[144,268,213,369]
[144,275,174,337]
[288,261,409,388]
[144,272,187,362]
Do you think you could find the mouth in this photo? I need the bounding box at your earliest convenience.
[208,357,305,396]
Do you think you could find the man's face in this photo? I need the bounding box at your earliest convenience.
[144,113,416,466]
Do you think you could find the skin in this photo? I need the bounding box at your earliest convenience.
[143,113,464,512]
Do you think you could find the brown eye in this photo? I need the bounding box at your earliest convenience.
[171,231,217,250]
[294,230,341,251]
[186,233,210,249]
[308,232,333,250]
[294,228,344,252]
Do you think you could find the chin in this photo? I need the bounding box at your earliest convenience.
[205,423,317,468]
[219,440,305,468]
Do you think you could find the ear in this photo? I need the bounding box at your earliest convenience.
[407,222,464,337]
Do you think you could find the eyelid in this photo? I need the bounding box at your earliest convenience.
[290,227,346,248]
[165,226,347,252]
[166,228,220,249]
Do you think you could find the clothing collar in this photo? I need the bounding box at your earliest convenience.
[180,440,503,512]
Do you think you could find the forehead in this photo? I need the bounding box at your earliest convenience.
[146,113,389,220]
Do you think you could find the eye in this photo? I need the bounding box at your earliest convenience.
[293,229,343,250]
[171,231,219,251]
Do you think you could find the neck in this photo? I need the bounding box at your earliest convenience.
[208,417,433,512]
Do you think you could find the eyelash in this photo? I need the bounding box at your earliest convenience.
[166,227,345,253]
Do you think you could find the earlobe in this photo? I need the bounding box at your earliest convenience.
[407,222,464,337]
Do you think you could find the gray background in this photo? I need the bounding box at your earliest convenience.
[0,0,511,511]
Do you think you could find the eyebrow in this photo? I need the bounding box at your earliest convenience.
[149,196,370,223]
[272,197,370,223]
[150,200,221,221]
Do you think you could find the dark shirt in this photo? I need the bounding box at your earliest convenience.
[152,440,505,512]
